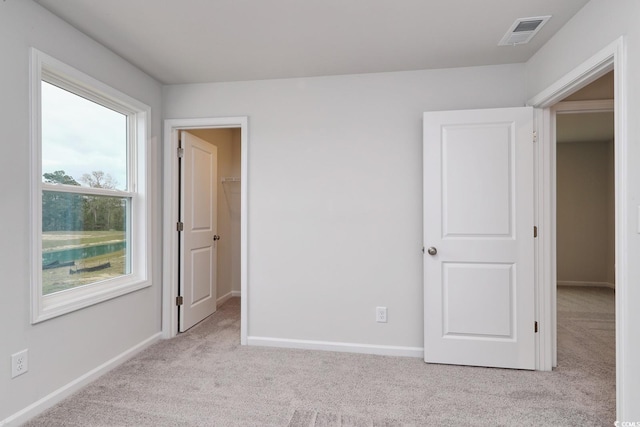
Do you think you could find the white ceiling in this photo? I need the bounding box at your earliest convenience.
[35,0,590,85]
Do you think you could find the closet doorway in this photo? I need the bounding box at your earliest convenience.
[162,117,248,343]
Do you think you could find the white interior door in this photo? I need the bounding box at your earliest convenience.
[180,131,218,332]
[423,107,535,369]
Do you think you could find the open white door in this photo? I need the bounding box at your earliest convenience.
[423,107,535,369]
[180,131,218,332]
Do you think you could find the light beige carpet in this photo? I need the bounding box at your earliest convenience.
[24,287,615,426]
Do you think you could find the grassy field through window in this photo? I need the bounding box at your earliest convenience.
[42,231,127,295]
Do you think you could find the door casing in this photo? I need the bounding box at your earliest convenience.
[528,36,625,416]
[162,117,248,344]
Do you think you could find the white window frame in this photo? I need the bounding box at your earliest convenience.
[30,48,151,323]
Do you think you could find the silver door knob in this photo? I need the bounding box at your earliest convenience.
[213,235,221,241]
[427,247,437,256]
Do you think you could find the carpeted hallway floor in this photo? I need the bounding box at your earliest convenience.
[24,286,615,426]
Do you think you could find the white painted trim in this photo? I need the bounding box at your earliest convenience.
[162,117,248,345]
[0,333,162,427]
[247,336,423,358]
[215,291,241,309]
[29,48,152,323]
[216,292,232,307]
[533,106,555,371]
[528,35,626,418]
[557,281,615,289]
[612,39,629,423]
[527,38,620,108]
[161,125,179,338]
[554,99,614,114]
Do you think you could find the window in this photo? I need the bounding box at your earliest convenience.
[31,49,150,322]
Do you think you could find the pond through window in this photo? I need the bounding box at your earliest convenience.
[41,82,131,295]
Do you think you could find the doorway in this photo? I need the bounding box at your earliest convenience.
[178,128,242,332]
[162,117,248,344]
[552,74,616,368]
[555,73,615,291]
[553,72,616,410]
[528,37,625,416]
[186,127,242,312]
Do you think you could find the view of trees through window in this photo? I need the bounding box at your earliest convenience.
[41,80,130,295]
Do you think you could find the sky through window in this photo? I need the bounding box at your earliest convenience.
[41,81,127,190]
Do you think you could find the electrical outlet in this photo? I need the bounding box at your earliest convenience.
[376,307,387,323]
[11,349,28,378]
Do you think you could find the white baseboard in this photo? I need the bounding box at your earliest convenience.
[1,332,162,427]
[247,336,423,358]
[216,291,242,307]
[557,280,615,289]
[216,291,233,306]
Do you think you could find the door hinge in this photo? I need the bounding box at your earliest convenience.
[177,222,184,231]
[177,147,184,158]
[533,131,537,143]
[534,226,538,238]
[534,321,539,333]
[176,295,183,306]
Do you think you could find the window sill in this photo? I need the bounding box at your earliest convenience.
[32,277,151,324]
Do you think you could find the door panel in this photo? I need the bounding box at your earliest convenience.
[443,263,513,337]
[180,131,218,332]
[443,126,512,236]
[423,107,535,370]
[191,247,214,303]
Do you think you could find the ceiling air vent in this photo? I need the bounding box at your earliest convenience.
[498,16,551,46]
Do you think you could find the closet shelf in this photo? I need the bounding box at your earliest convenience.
[221,177,241,183]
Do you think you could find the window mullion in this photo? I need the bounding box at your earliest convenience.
[42,183,133,198]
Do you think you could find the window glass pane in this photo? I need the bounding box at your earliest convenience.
[41,81,127,191]
[42,191,130,295]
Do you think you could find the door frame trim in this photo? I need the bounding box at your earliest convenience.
[162,117,248,344]
[528,36,625,416]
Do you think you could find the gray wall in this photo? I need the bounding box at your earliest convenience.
[163,64,526,349]
[0,1,162,421]
[557,140,615,286]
